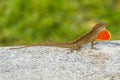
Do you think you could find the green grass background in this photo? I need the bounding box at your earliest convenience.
[0,0,120,46]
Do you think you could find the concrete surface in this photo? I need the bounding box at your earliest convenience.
[0,41,120,80]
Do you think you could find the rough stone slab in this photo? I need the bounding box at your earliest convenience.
[0,41,120,80]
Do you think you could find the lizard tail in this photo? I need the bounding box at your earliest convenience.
[10,42,71,49]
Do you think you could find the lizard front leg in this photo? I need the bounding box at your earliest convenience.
[91,41,97,49]
[91,41,94,49]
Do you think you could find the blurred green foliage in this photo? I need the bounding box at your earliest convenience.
[0,0,120,46]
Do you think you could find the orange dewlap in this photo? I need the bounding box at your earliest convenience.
[97,29,111,41]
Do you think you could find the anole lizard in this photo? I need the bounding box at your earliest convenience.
[10,22,111,51]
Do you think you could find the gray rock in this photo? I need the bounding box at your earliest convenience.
[0,41,120,80]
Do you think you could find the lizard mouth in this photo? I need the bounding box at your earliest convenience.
[96,29,111,41]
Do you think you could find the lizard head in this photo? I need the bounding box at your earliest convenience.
[92,22,111,40]
[92,22,107,32]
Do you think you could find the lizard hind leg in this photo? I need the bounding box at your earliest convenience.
[68,45,81,53]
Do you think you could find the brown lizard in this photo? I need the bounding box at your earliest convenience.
[10,22,110,51]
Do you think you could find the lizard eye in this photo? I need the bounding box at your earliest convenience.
[90,31,93,33]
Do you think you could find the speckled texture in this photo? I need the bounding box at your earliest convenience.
[0,41,120,80]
